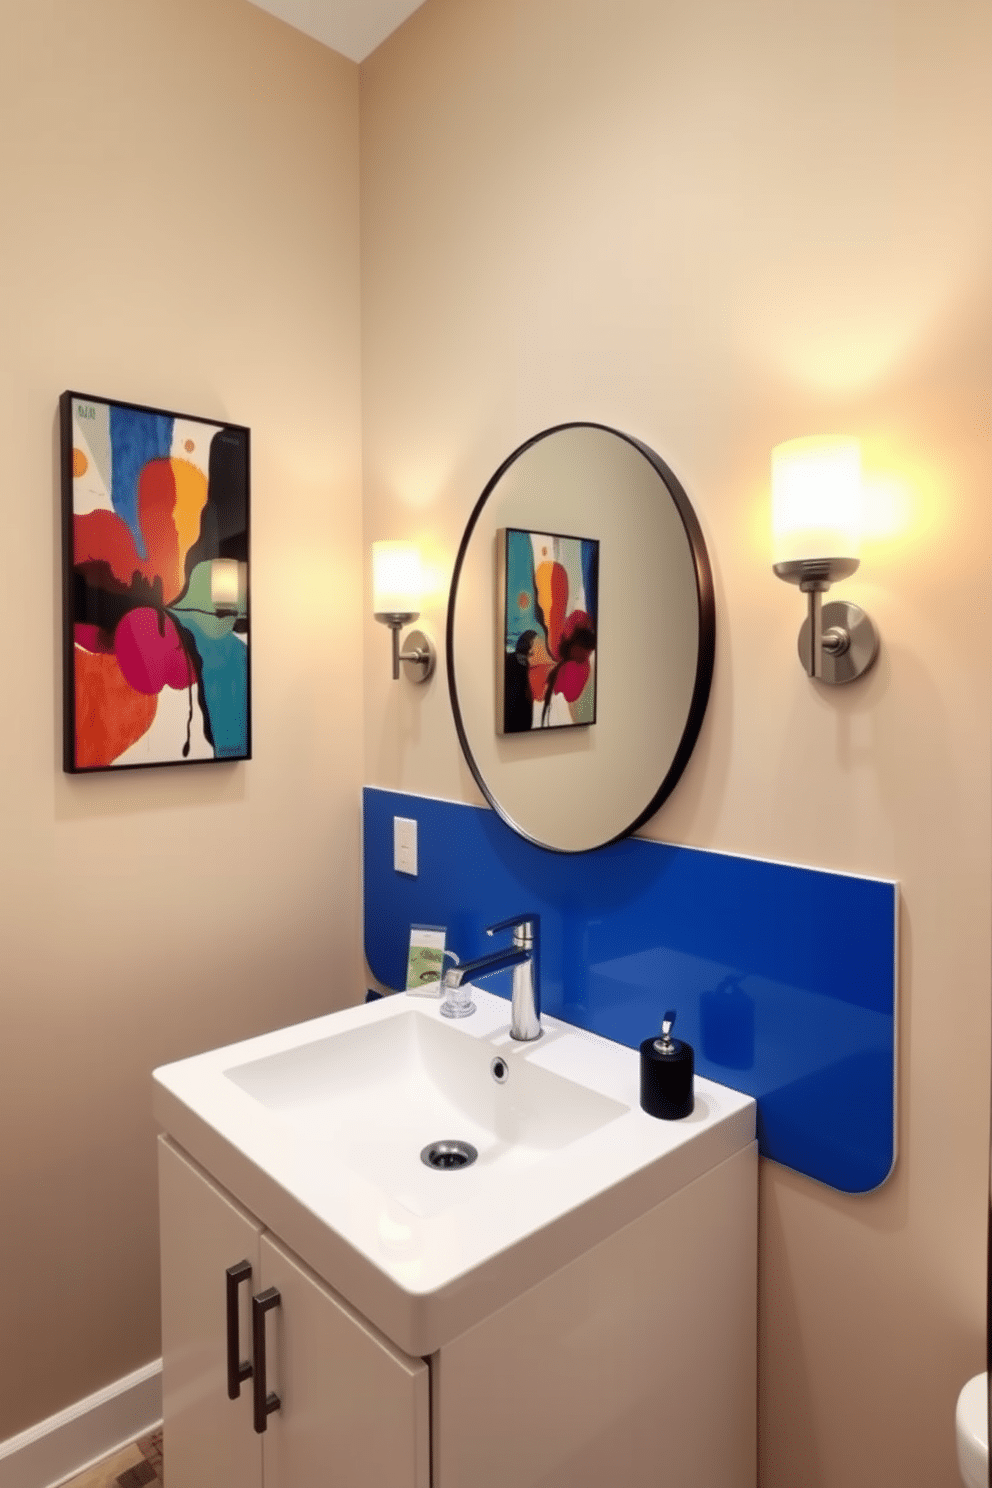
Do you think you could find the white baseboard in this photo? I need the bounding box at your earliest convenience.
[0,1360,162,1488]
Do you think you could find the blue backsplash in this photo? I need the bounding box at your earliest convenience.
[363,787,898,1193]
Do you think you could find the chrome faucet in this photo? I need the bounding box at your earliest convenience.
[442,915,542,1041]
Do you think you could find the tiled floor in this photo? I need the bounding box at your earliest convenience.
[59,1430,163,1488]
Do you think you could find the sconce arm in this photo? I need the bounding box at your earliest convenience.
[773,557,873,683]
[373,613,436,683]
[802,588,850,680]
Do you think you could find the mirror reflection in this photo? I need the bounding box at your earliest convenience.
[447,423,714,853]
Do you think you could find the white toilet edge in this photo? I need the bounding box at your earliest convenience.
[956,1373,988,1488]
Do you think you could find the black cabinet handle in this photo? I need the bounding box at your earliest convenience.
[225,1261,254,1400]
[252,1287,281,1433]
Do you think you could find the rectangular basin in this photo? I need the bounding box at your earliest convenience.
[226,1010,627,1217]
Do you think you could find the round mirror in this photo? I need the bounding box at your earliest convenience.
[447,423,714,853]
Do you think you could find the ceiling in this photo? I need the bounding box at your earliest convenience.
[247,0,425,62]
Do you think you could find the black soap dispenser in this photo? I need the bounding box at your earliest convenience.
[639,1010,694,1119]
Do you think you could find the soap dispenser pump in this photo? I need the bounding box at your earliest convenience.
[639,1010,694,1119]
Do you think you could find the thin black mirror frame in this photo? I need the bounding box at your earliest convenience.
[446,421,716,854]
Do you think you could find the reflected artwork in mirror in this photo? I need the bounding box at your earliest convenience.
[496,526,599,734]
[447,423,714,853]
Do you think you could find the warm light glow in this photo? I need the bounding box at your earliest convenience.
[860,471,913,542]
[771,436,862,565]
[372,540,422,616]
[210,558,241,606]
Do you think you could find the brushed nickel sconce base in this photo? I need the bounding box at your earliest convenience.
[400,628,436,684]
[374,614,436,682]
[798,600,878,684]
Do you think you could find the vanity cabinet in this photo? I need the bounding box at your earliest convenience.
[156,989,759,1488]
[158,1137,430,1488]
[160,1130,757,1488]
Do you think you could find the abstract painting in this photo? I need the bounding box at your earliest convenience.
[61,392,251,772]
[496,527,598,734]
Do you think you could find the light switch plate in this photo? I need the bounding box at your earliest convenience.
[393,816,418,876]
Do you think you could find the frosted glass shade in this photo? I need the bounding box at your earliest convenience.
[372,541,422,617]
[771,437,862,566]
[210,558,241,606]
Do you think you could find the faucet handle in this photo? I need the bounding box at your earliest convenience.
[486,913,540,947]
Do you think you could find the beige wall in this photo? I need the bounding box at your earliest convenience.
[2,0,988,1474]
[360,1,992,1484]
[0,0,363,1438]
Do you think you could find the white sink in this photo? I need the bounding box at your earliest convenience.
[225,1009,627,1218]
[153,989,755,1355]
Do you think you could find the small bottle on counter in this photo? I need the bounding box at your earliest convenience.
[639,1009,694,1119]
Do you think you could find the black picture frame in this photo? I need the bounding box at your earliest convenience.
[60,390,251,772]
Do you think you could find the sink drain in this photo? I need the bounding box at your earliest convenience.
[420,1140,478,1171]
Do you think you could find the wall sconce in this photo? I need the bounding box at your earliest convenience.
[372,541,436,683]
[210,558,243,609]
[771,436,879,684]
